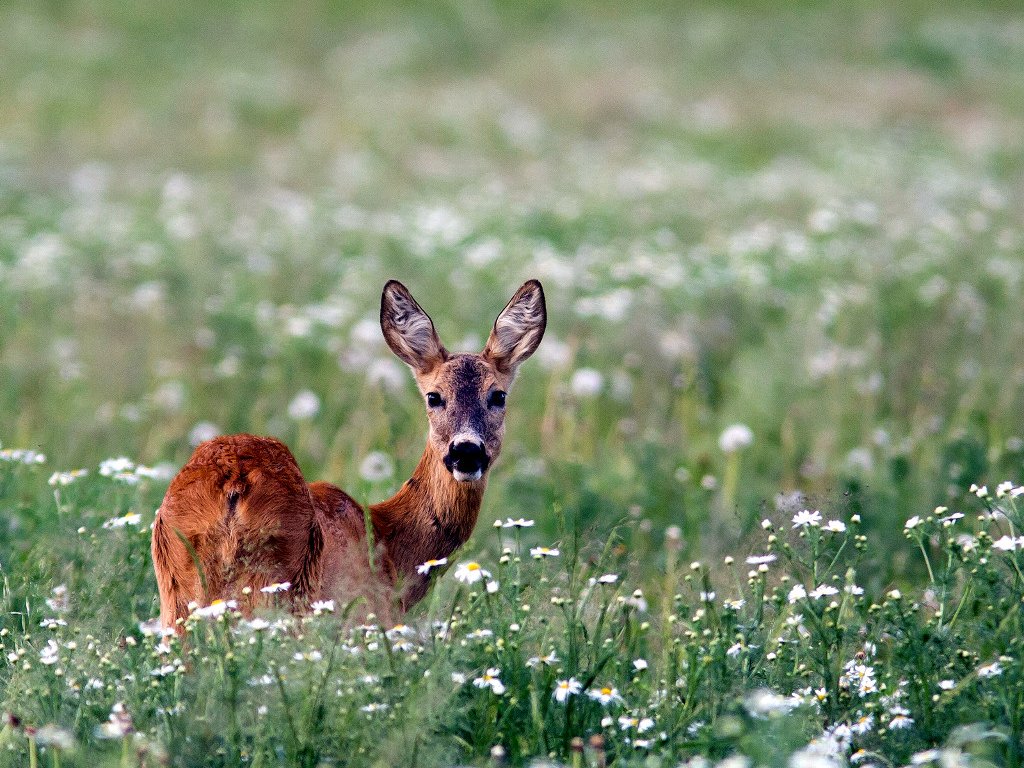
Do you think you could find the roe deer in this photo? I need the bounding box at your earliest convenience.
[152,279,546,629]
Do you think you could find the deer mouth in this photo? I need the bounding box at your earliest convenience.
[445,440,490,482]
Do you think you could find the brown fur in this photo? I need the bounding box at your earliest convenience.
[152,280,545,629]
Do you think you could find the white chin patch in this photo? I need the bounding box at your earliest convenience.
[453,468,483,482]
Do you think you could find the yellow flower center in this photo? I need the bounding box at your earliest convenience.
[467,563,480,571]
[601,687,612,696]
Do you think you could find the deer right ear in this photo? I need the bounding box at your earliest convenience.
[380,281,448,374]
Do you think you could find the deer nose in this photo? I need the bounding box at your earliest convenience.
[445,439,489,480]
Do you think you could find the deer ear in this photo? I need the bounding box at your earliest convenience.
[483,280,546,376]
[380,281,447,374]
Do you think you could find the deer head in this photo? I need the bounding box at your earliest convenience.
[380,280,546,482]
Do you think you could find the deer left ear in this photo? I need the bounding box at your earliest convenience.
[483,280,546,376]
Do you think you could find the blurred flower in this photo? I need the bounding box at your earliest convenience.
[850,713,874,735]
[34,724,75,750]
[260,581,291,594]
[48,469,88,486]
[992,536,1024,552]
[745,554,777,565]
[96,703,133,739]
[526,651,558,668]
[473,668,505,695]
[366,358,406,392]
[823,520,846,533]
[570,368,603,397]
[889,714,914,729]
[978,661,1003,678]
[191,599,237,619]
[0,448,46,465]
[597,574,619,584]
[359,451,395,482]
[287,390,321,420]
[792,510,822,528]
[188,422,221,447]
[788,584,808,604]
[311,600,335,615]
[530,546,560,558]
[102,512,141,529]
[496,517,534,528]
[554,678,582,703]
[39,639,60,665]
[718,424,753,453]
[416,558,448,575]
[46,585,69,613]
[587,686,623,706]
[745,689,798,717]
[905,515,922,530]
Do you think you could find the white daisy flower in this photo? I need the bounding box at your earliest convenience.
[788,584,807,603]
[473,668,505,695]
[102,512,142,529]
[311,600,335,615]
[495,517,535,528]
[553,678,582,703]
[587,685,623,706]
[260,581,291,594]
[792,509,822,528]
[191,599,237,619]
[454,562,491,584]
[416,558,448,575]
[809,584,840,599]
[530,546,560,558]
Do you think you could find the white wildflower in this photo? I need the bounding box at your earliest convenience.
[788,584,808,603]
[39,639,60,665]
[287,390,320,420]
[553,678,582,703]
[792,509,822,528]
[454,562,491,584]
[809,584,840,599]
[102,512,142,529]
[473,668,505,695]
[416,558,448,575]
[570,368,604,397]
[191,599,237,619]
[587,685,623,706]
[260,581,291,594]
[530,546,559,558]
[719,423,754,453]
[359,451,395,482]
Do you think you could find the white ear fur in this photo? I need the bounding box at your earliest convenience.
[483,280,546,376]
[380,281,447,373]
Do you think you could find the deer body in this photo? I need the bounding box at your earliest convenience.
[152,280,545,629]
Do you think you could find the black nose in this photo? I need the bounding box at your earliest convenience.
[445,441,489,476]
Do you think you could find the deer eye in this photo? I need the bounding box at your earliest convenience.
[426,392,443,408]
[488,390,507,409]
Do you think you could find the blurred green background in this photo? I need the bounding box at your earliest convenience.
[2,0,1024,580]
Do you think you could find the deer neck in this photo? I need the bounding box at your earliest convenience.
[369,443,486,578]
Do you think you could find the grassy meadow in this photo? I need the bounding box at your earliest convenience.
[2,0,1024,765]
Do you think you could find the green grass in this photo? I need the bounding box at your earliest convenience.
[1,0,1024,764]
